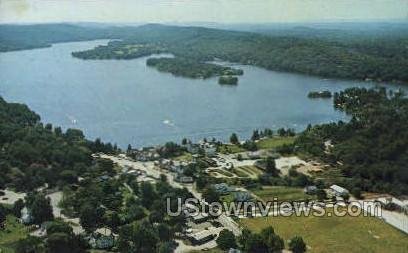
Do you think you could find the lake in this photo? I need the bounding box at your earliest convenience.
[0,40,401,148]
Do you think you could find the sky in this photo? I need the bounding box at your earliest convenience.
[0,0,407,24]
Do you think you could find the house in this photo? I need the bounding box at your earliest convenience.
[89,233,115,250]
[304,185,318,195]
[330,185,349,197]
[189,230,216,245]
[234,192,252,202]
[20,207,33,224]
[175,174,194,183]
[213,183,234,195]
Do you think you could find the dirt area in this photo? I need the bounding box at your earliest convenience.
[275,156,323,176]
[0,189,26,205]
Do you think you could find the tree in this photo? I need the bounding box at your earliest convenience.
[103,210,121,233]
[260,226,284,252]
[265,157,279,176]
[277,128,287,137]
[13,199,25,218]
[316,189,327,201]
[127,144,132,153]
[118,221,159,253]
[351,188,362,199]
[15,236,44,253]
[0,205,6,229]
[46,221,73,235]
[230,133,239,145]
[216,229,237,250]
[46,232,86,253]
[79,204,102,233]
[157,241,174,253]
[202,187,220,203]
[26,193,53,225]
[243,233,268,253]
[140,182,158,209]
[251,130,260,141]
[289,236,307,253]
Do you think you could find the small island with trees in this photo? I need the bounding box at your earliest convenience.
[307,90,332,99]
[146,57,243,80]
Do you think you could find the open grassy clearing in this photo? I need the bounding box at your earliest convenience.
[212,168,234,177]
[252,186,314,203]
[217,144,245,154]
[0,216,29,253]
[232,168,250,178]
[256,136,296,150]
[174,152,194,162]
[311,167,346,186]
[241,213,408,253]
[238,166,263,178]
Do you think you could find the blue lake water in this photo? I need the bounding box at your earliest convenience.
[0,40,402,148]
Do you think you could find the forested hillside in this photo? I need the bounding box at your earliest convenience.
[296,87,408,195]
[2,23,408,83]
[72,24,408,83]
[0,96,117,191]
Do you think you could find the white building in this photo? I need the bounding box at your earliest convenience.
[330,185,349,197]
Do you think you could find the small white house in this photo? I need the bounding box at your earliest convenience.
[330,185,349,197]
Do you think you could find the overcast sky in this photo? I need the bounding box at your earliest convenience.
[0,0,407,24]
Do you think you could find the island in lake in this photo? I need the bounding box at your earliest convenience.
[146,57,243,79]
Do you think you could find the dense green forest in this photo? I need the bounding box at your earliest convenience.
[71,24,408,83]
[296,87,408,195]
[0,96,117,191]
[0,24,122,52]
[2,23,408,83]
[72,42,166,60]
[146,57,243,79]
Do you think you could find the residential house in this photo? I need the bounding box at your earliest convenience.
[213,183,234,195]
[189,230,216,245]
[329,185,349,197]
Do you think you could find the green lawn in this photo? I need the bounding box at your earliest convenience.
[0,216,29,253]
[232,168,250,178]
[218,144,245,154]
[256,136,296,150]
[238,166,263,178]
[241,214,408,253]
[174,152,194,162]
[252,186,313,203]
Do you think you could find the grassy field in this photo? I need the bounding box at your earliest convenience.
[0,216,29,253]
[238,166,263,178]
[217,144,245,154]
[232,168,250,178]
[256,136,296,150]
[252,186,314,203]
[174,152,194,162]
[241,214,408,253]
[212,168,234,177]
